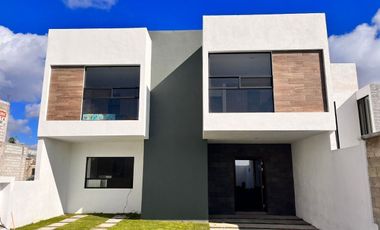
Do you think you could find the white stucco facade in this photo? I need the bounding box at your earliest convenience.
[202,14,336,143]
[3,13,378,230]
[63,141,144,214]
[292,134,377,230]
[291,62,377,230]
[0,28,150,229]
[38,28,152,140]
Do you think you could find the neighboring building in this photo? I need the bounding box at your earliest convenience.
[3,13,380,230]
[356,84,380,225]
[0,144,36,181]
[0,100,36,181]
[0,100,9,154]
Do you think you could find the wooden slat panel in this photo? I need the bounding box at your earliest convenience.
[47,67,84,120]
[272,51,326,112]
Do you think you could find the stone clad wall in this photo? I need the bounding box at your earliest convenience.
[370,84,380,132]
[366,135,380,225]
[208,144,295,215]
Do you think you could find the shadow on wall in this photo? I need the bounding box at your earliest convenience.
[44,138,72,212]
[142,48,209,220]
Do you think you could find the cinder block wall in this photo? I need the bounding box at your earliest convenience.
[366,135,380,224]
[370,84,380,132]
[0,143,36,180]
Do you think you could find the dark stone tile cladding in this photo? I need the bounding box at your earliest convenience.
[208,144,295,215]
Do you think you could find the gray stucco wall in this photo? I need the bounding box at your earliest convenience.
[141,31,208,219]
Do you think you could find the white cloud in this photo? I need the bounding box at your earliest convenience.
[7,115,32,138]
[25,103,40,118]
[63,0,117,9]
[329,9,380,87]
[0,26,47,102]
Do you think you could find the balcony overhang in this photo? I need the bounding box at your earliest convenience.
[38,120,148,142]
[203,112,336,143]
[204,130,327,144]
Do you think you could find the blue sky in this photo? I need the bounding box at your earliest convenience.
[1,0,380,35]
[0,0,380,148]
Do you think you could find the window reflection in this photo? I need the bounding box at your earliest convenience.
[209,53,274,113]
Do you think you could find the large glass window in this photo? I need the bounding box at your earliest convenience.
[209,53,274,112]
[358,96,373,135]
[82,66,140,120]
[85,157,134,189]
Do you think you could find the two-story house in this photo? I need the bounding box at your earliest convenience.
[12,13,378,230]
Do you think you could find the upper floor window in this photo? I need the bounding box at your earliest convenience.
[82,66,140,120]
[358,96,373,135]
[209,53,274,113]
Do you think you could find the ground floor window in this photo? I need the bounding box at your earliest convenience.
[85,157,134,189]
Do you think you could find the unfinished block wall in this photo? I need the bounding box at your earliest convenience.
[366,135,380,225]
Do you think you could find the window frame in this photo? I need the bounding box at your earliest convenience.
[208,52,275,113]
[357,96,373,136]
[84,156,134,189]
[81,66,140,121]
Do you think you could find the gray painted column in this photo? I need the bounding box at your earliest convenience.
[142,31,208,220]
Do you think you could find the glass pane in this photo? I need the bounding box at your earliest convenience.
[83,67,140,120]
[209,89,274,112]
[235,160,254,189]
[113,88,139,98]
[84,89,111,98]
[358,96,372,135]
[209,53,272,77]
[210,77,239,88]
[85,67,140,88]
[86,157,134,188]
[210,90,223,112]
[240,77,272,88]
[82,98,139,120]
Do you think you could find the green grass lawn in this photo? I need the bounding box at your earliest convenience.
[110,220,209,230]
[16,214,74,230]
[16,214,209,230]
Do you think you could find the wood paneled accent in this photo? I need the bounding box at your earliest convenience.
[47,67,84,120]
[272,51,327,112]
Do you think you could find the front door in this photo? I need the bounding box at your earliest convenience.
[234,159,265,211]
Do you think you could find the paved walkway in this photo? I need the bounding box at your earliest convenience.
[92,215,126,230]
[38,215,87,230]
[209,212,317,230]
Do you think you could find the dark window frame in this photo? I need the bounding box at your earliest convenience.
[357,96,373,136]
[81,66,140,121]
[208,52,275,113]
[84,157,134,189]
[333,101,341,149]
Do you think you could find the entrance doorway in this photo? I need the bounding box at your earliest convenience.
[234,159,265,211]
